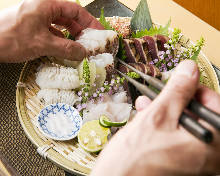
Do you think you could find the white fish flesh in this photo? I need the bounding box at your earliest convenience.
[37,89,80,106]
[36,64,80,90]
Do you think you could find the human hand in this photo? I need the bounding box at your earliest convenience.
[0,0,103,63]
[91,60,220,176]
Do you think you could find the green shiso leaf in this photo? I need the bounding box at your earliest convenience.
[98,8,126,61]
[127,72,140,79]
[99,8,113,30]
[132,18,171,38]
[131,0,153,32]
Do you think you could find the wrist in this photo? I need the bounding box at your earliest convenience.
[0,5,21,62]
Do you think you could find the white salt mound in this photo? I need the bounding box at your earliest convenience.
[36,65,80,89]
[46,111,76,137]
[37,89,80,106]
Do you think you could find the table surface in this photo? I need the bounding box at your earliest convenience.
[0,0,219,175]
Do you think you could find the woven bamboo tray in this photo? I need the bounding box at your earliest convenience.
[16,17,220,176]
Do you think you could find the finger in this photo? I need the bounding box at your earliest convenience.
[53,17,83,36]
[135,96,152,111]
[53,1,104,30]
[45,34,86,61]
[143,60,199,129]
[49,26,64,38]
[195,85,220,114]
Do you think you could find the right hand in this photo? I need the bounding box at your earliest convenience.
[91,60,220,176]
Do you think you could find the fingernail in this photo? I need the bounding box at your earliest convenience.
[175,60,197,78]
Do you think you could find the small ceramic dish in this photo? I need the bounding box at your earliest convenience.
[37,103,82,141]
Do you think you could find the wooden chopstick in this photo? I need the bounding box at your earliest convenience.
[117,59,220,131]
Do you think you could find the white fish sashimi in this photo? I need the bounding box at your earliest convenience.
[83,103,113,124]
[37,89,80,106]
[112,91,127,103]
[89,53,114,68]
[36,65,80,89]
[107,102,132,122]
[76,28,118,56]
[83,92,132,124]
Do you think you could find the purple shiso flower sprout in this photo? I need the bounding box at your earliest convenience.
[78,91,82,96]
[159,55,164,60]
[163,67,167,72]
[85,92,89,97]
[167,62,172,67]
[166,50,171,55]
[93,93,97,97]
[174,58,179,63]
[168,54,173,59]
[104,81,108,86]
[165,57,170,62]
[158,51,165,56]
[77,104,82,111]
[100,87,105,92]
[149,61,154,65]
[164,43,169,49]
[154,59,158,63]
[174,63,179,67]
[81,103,87,109]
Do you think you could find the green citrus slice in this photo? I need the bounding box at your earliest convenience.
[99,116,111,128]
[99,115,128,127]
[78,120,110,152]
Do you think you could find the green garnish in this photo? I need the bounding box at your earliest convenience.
[130,0,153,32]
[99,8,113,30]
[190,37,205,61]
[127,72,140,79]
[116,34,127,60]
[83,59,90,84]
[132,19,171,38]
[170,28,181,44]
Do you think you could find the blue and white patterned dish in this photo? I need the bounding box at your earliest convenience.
[37,103,82,141]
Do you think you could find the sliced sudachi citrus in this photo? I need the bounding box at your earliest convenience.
[78,120,110,152]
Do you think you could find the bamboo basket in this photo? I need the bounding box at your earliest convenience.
[16,17,220,176]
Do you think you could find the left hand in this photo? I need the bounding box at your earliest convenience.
[0,0,104,63]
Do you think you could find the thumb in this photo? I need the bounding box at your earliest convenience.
[142,60,200,130]
[45,35,86,61]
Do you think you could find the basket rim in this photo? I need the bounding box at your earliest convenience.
[16,61,89,176]
[16,17,220,176]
